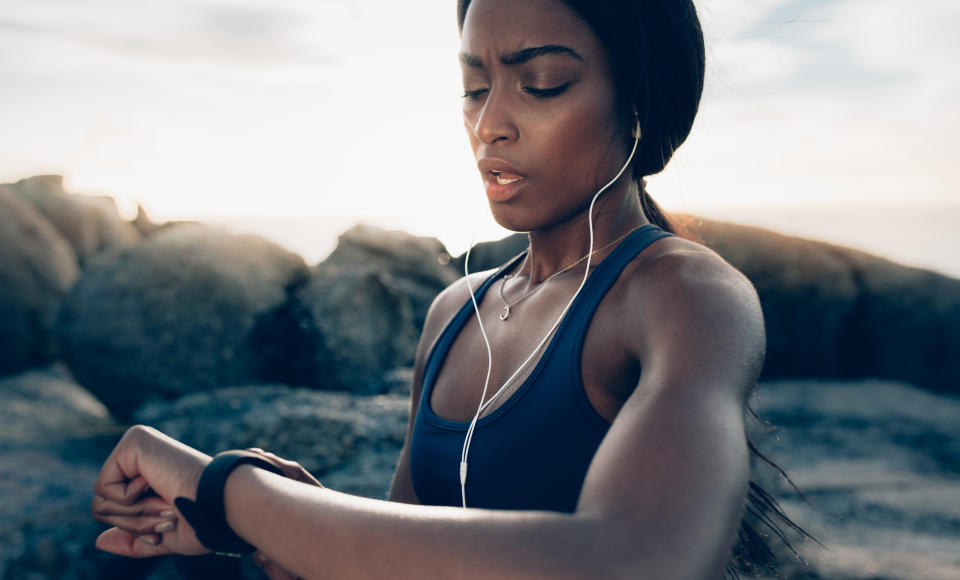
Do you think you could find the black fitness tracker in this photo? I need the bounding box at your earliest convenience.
[174,450,285,557]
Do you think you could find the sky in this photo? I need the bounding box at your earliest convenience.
[1,0,958,258]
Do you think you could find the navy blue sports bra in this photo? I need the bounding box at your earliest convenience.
[409,224,672,512]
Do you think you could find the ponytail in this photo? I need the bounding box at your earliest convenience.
[637,178,674,234]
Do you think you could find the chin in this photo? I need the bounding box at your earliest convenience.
[489,201,588,236]
[487,207,536,234]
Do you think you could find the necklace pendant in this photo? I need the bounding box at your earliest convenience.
[500,305,511,321]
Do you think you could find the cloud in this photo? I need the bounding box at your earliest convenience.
[0,0,342,78]
[649,0,960,209]
[706,38,810,92]
[696,0,796,40]
[812,0,960,76]
[1,0,955,230]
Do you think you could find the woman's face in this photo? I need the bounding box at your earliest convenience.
[460,0,626,232]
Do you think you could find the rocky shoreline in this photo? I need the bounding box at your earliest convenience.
[1,175,958,579]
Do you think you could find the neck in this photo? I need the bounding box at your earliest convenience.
[522,181,649,285]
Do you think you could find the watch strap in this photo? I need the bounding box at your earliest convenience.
[174,450,284,557]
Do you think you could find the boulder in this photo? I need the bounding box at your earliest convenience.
[131,204,163,237]
[135,385,410,498]
[748,379,960,580]
[696,219,960,390]
[696,219,864,380]
[449,232,528,274]
[56,223,308,419]
[0,364,116,444]
[254,263,420,392]
[323,225,460,330]
[0,369,398,580]
[460,221,960,390]
[5,175,139,263]
[0,366,157,580]
[129,384,412,579]
[0,187,79,376]
[130,204,199,239]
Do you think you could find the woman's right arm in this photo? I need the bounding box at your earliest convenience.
[91,257,758,579]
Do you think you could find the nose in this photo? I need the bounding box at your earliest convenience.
[469,88,519,145]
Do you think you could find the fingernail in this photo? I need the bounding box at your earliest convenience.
[155,521,176,533]
[159,510,176,519]
[140,536,158,546]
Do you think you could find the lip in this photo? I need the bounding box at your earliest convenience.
[478,158,527,203]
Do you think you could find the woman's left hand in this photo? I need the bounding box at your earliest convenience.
[245,448,323,488]
[91,425,212,557]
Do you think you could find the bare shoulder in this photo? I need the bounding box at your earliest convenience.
[631,235,761,315]
[621,235,765,398]
[414,270,495,365]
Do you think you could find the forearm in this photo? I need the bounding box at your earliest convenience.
[224,466,606,580]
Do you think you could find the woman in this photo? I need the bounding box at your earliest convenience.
[92,0,782,577]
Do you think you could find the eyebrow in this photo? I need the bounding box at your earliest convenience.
[459,44,583,68]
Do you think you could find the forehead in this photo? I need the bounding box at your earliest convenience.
[461,0,604,63]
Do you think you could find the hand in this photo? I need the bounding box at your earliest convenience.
[91,425,212,557]
[245,448,323,580]
[245,448,323,488]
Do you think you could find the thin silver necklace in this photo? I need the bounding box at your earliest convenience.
[497,226,642,321]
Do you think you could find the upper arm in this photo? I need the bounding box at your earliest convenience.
[576,250,764,578]
[388,275,483,504]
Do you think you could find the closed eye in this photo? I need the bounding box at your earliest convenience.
[524,83,570,99]
[462,88,488,101]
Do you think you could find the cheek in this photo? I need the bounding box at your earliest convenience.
[542,101,620,184]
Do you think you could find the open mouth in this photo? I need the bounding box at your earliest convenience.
[491,170,522,186]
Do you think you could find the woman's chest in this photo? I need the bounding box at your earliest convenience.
[428,291,642,423]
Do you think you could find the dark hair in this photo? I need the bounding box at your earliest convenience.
[457,2,814,577]
[456,0,705,235]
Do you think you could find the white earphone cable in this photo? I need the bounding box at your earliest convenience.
[459,123,641,508]
[460,220,495,507]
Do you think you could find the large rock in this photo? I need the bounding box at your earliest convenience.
[749,380,960,579]
[461,221,960,390]
[131,384,411,580]
[0,364,116,444]
[5,175,139,263]
[135,385,410,498]
[323,225,460,330]
[696,219,960,390]
[255,263,420,392]
[0,367,409,580]
[56,224,308,418]
[0,187,79,376]
[0,366,156,580]
[449,232,527,274]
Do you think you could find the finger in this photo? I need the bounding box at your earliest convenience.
[245,450,301,480]
[96,527,174,558]
[92,494,176,519]
[95,472,153,506]
[294,469,323,488]
[263,455,321,487]
[136,533,162,547]
[244,449,323,488]
[94,513,178,537]
[92,496,178,535]
[93,425,211,509]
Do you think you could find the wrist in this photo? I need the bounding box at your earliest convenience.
[174,450,284,557]
[126,424,212,501]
